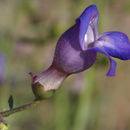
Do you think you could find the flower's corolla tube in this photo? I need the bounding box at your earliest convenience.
[53,5,98,74]
[30,5,130,99]
[53,24,97,74]
[0,52,7,84]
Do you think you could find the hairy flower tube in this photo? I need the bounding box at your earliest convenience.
[30,5,130,99]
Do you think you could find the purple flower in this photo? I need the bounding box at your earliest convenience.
[30,5,130,99]
[0,52,7,84]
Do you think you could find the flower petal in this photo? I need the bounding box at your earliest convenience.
[96,31,130,60]
[88,31,130,76]
[76,5,99,50]
[87,47,117,76]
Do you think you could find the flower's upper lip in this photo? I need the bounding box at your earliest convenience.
[77,5,99,50]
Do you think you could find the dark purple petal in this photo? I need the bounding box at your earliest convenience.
[52,5,99,74]
[0,52,7,83]
[53,23,97,74]
[77,5,99,50]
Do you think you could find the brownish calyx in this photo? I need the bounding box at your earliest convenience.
[29,66,68,100]
[32,82,55,100]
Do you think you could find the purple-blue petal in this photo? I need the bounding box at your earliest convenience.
[88,31,130,76]
[96,31,130,60]
[87,47,117,76]
[107,58,117,76]
[76,5,99,50]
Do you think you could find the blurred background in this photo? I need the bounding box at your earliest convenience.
[0,0,130,130]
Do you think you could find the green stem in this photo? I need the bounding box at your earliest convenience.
[72,69,97,130]
[0,100,41,118]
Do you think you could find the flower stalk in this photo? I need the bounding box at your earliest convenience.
[0,99,41,118]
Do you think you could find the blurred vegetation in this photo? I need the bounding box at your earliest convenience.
[0,0,130,130]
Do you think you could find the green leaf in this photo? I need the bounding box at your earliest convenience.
[8,95,14,110]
